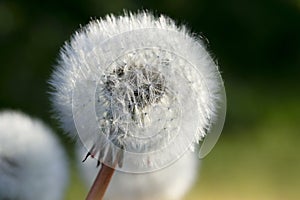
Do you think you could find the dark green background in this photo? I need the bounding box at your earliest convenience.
[1,0,299,199]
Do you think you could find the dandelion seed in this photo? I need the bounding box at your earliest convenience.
[0,110,69,200]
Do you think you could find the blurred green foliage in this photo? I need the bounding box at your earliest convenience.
[0,0,299,199]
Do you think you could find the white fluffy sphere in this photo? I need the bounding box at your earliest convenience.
[50,11,225,172]
[76,144,199,200]
[0,110,69,200]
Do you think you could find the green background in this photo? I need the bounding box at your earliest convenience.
[1,0,299,199]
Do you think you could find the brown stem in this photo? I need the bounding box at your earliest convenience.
[85,164,115,200]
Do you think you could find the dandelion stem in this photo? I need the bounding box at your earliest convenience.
[85,164,115,200]
[86,150,122,200]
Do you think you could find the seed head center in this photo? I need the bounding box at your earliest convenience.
[104,64,166,118]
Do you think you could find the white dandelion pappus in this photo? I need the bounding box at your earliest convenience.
[76,144,199,200]
[0,110,69,200]
[49,11,226,173]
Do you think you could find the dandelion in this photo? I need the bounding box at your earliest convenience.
[0,110,69,200]
[76,144,199,200]
[49,11,226,199]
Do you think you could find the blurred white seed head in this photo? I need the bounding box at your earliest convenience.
[49,11,226,172]
[0,110,69,200]
[76,144,199,200]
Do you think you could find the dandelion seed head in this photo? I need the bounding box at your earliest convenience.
[0,110,69,200]
[50,11,226,172]
[76,144,199,200]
